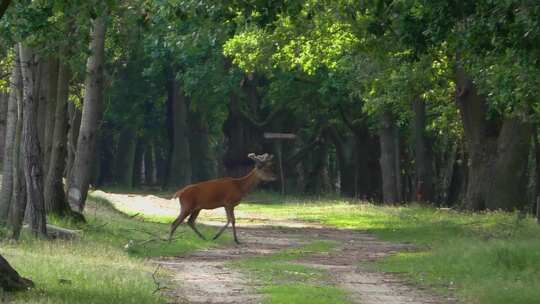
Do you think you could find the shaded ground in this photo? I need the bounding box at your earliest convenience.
[94,190,457,304]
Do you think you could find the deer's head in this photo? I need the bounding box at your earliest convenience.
[248,153,277,182]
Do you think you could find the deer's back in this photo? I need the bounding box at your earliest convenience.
[178,177,242,209]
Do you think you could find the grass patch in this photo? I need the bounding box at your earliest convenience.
[0,194,230,304]
[230,240,349,304]
[238,192,540,304]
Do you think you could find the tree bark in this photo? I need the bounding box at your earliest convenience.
[412,98,435,202]
[0,92,7,169]
[165,73,191,189]
[0,253,33,292]
[66,101,81,179]
[8,74,25,239]
[19,44,47,238]
[189,111,215,182]
[143,142,157,185]
[44,57,71,216]
[115,127,137,188]
[132,138,144,187]
[67,16,107,212]
[485,116,532,210]
[379,111,400,203]
[456,67,531,211]
[0,50,21,224]
[42,58,59,175]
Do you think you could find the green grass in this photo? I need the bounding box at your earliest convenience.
[238,192,540,304]
[230,240,349,304]
[0,194,230,304]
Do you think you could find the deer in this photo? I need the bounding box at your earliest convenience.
[169,153,277,244]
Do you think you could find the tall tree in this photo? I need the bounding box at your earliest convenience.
[67,15,107,212]
[44,51,72,216]
[19,44,47,238]
[0,49,21,224]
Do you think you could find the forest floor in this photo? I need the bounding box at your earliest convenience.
[94,190,457,304]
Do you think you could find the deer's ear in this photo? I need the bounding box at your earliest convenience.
[248,153,257,160]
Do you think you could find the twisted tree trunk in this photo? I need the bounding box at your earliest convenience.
[67,16,106,212]
[456,68,531,210]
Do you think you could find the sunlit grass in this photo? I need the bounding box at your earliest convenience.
[0,194,230,304]
[238,191,540,304]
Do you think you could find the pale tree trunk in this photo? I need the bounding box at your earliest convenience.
[379,111,400,203]
[19,44,47,238]
[43,58,59,175]
[36,58,48,149]
[66,101,81,179]
[0,50,21,224]
[166,74,191,189]
[44,56,72,216]
[0,253,33,291]
[67,16,106,212]
[8,73,25,239]
[0,92,7,169]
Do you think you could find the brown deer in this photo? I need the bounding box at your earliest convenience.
[169,153,276,244]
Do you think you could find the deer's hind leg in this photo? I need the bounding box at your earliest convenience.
[187,209,206,240]
[169,207,191,241]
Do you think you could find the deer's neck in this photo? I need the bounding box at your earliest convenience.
[237,169,261,195]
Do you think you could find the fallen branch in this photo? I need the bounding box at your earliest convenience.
[151,265,168,294]
[23,224,82,240]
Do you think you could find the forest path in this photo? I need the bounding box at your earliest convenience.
[95,191,457,304]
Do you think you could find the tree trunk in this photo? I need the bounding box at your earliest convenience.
[456,67,531,211]
[0,253,33,291]
[44,57,71,216]
[189,111,215,182]
[132,139,144,187]
[42,58,59,175]
[485,116,532,210]
[304,144,332,194]
[0,92,7,169]
[412,98,435,202]
[8,76,26,239]
[36,57,48,150]
[222,75,268,177]
[67,16,106,212]
[66,101,81,179]
[114,127,137,188]
[379,111,400,203]
[0,50,21,224]
[165,73,191,189]
[19,44,47,238]
[144,142,156,185]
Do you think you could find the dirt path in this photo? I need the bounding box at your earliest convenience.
[93,191,457,304]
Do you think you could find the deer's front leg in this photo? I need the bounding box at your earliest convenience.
[226,206,240,244]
